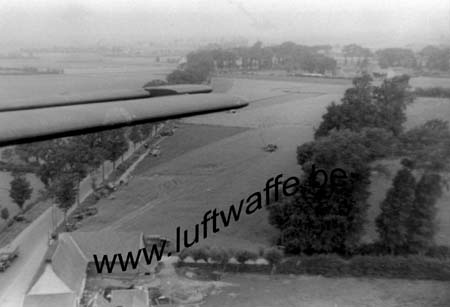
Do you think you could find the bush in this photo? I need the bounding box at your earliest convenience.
[190,247,210,262]
[235,250,258,263]
[209,247,230,264]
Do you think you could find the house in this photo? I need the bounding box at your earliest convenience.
[23,233,88,307]
[23,230,157,307]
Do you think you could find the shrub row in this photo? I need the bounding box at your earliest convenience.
[178,247,450,281]
[176,261,272,273]
[414,87,450,98]
[352,242,450,259]
[277,254,450,281]
[178,246,282,265]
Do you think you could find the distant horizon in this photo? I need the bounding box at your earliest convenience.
[0,0,448,52]
[0,37,448,54]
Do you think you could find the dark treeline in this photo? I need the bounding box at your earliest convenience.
[166,42,450,85]
[375,46,450,71]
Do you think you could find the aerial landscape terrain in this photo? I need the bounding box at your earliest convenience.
[1,48,450,306]
[0,1,450,306]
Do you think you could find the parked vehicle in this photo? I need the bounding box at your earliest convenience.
[0,248,19,272]
[14,214,27,222]
[263,144,278,152]
[160,128,174,136]
[83,207,98,216]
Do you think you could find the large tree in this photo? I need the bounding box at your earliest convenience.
[271,176,364,254]
[268,129,377,255]
[407,173,443,252]
[376,167,416,254]
[52,174,77,229]
[1,207,9,222]
[9,173,33,212]
[100,129,129,169]
[128,126,142,149]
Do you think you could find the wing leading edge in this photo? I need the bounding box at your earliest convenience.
[0,84,213,112]
[0,93,247,146]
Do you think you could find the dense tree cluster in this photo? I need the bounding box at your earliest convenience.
[267,72,446,256]
[400,119,450,171]
[166,41,338,84]
[167,49,215,84]
[314,74,413,138]
[419,46,450,72]
[376,48,417,69]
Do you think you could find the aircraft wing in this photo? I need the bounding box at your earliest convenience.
[0,87,247,146]
[0,84,213,112]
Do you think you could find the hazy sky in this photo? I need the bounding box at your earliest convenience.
[0,0,449,49]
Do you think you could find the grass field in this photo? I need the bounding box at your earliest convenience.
[80,77,349,251]
[204,273,450,307]
[79,76,450,249]
[73,75,450,306]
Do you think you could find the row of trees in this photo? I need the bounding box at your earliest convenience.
[376,162,443,254]
[12,123,156,224]
[167,42,450,85]
[166,41,338,84]
[267,73,446,256]
[341,44,450,72]
[166,42,450,85]
[375,45,450,71]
